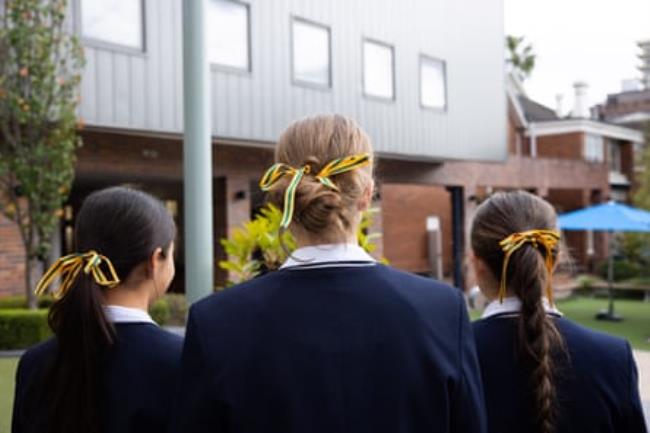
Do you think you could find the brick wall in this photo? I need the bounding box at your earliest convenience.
[0,214,25,297]
[536,133,584,160]
[381,184,453,276]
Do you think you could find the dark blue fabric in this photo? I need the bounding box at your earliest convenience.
[12,323,183,433]
[172,264,486,433]
[473,316,647,433]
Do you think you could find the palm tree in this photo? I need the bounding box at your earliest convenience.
[506,35,536,82]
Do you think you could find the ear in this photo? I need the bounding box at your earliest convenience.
[147,247,164,277]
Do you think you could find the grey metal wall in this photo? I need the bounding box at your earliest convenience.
[78,0,507,161]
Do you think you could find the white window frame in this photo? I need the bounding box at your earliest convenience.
[76,0,146,54]
[362,38,395,101]
[207,0,252,73]
[419,54,447,111]
[584,134,605,163]
[290,16,332,89]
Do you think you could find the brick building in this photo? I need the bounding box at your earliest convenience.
[0,0,642,297]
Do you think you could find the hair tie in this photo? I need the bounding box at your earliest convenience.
[498,229,560,305]
[36,250,121,299]
[259,153,371,229]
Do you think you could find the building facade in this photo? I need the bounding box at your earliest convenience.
[1,0,642,296]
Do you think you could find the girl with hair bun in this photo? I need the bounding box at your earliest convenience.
[470,190,646,433]
[174,114,486,433]
[12,187,181,433]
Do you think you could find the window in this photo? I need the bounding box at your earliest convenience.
[363,40,394,100]
[608,140,622,172]
[80,0,144,51]
[207,0,250,71]
[292,18,331,87]
[584,134,605,163]
[420,56,447,109]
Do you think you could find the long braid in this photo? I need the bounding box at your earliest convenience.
[517,272,561,433]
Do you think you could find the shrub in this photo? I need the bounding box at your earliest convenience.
[575,274,598,290]
[597,259,642,282]
[219,204,385,285]
[0,309,51,350]
[149,298,170,326]
[164,293,188,326]
[0,295,54,310]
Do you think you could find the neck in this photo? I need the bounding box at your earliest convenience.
[295,232,358,249]
[103,284,151,311]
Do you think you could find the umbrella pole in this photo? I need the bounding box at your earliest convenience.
[596,231,622,321]
[607,251,614,316]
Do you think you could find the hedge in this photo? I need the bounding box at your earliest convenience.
[149,294,188,326]
[0,309,51,350]
[0,295,54,310]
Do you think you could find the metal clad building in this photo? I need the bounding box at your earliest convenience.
[78,0,506,161]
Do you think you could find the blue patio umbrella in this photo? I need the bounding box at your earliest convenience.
[558,201,650,320]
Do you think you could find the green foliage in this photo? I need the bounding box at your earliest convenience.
[163,293,189,326]
[149,297,171,326]
[0,0,84,307]
[149,293,188,326]
[219,204,385,286]
[633,122,650,208]
[219,204,296,286]
[506,35,536,82]
[575,274,598,290]
[0,294,54,309]
[596,259,646,282]
[0,308,51,349]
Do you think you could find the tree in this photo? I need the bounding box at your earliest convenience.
[506,35,536,82]
[632,122,650,209]
[0,0,84,308]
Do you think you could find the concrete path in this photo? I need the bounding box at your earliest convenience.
[633,350,650,429]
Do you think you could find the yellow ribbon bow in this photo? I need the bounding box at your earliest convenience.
[259,153,371,229]
[35,250,121,300]
[498,229,561,304]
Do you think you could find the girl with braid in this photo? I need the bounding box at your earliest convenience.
[173,114,486,433]
[470,191,646,433]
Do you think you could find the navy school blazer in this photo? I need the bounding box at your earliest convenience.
[172,264,487,433]
[473,315,647,433]
[12,323,183,433]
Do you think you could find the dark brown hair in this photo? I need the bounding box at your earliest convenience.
[471,191,564,433]
[268,114,374,242]
[44,186,176,433]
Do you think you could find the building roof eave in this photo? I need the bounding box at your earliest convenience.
[525,119,644,143]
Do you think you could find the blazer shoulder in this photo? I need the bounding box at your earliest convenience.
[377,265,462,302]
[557,318,630,359]
[20,338,57,369]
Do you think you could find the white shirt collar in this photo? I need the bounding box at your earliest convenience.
[104,305,157,325]
[481,296,562,319]
[280,243,376,269]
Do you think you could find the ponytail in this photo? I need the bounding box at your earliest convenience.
[46,274,114,433]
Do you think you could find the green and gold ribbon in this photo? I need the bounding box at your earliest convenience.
[259,153,371,228]
[35,250,121,300]
[498,229,560,304]
[315,154,371,191]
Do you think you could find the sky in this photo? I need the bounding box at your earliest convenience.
[504,0,650,113]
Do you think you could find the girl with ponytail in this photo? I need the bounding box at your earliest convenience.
[470,191,646,433]
[12,187,181,433]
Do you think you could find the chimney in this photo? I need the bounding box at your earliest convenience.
[572,81,589,118]
[555,94,564,117]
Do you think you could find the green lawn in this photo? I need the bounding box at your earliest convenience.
[470,296,650,351]
[0,358,17,433]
